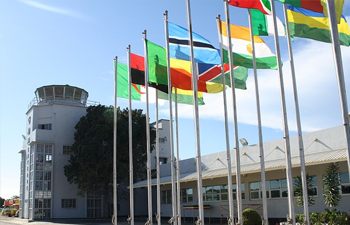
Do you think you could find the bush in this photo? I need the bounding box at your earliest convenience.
[309,209,350,225]
[242,208,262,225]
[295,214,305,223]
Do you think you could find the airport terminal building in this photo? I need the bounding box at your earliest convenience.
[134,126,350,222]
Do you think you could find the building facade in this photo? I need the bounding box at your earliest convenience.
[19,85,172,219]
[134,125,350,222]
[19,85,97,219]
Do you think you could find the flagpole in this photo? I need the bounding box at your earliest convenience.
[127,45,134,225]
[216,14,235,225]
[185,0,205,224]
[325,0,350,185]
[282,4,309,225]
[143,30,153,225]
[269,0,295,224]
[164,10,178,225]
[155,90,161,225]
[223,1,242,224]
[174,88,182,225]
[247,9,268,225]
[113,56,118,225]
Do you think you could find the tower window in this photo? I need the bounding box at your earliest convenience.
[38,124,52,130]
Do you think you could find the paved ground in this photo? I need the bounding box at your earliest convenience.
[0,216,202,225]
[0,216,139,225]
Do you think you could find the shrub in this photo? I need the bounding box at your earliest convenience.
[322,163,341,208]
[242,208,262,225]
[309,210,350,225]
[295,214,305,223]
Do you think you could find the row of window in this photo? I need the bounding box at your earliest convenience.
[160,173,349,203]
[62,199,76,208]
[203,184,246,201]
[161,188,193,204]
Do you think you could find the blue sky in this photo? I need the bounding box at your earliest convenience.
[0,0,349,199]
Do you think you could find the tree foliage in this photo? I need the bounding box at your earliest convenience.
[10,195,19,199]
[0,197,4,207]
[293,173,315,207]
[64,105,155,198]
[322,163,341,208]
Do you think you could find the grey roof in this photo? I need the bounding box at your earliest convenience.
[133,148,347,188]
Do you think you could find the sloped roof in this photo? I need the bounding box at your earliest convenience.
[133,148,347,188]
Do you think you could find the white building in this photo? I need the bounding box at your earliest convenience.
[134,125,350,223]
[19,85,93,220]
[19,85,172,220]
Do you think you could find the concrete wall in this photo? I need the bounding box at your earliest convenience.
[22,103,88,218]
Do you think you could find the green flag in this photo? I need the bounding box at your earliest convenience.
[115,62,143,101]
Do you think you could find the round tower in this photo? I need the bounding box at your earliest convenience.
[34,85,89,106]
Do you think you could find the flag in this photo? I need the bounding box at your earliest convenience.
[287,5,350,46]
[168,22,221,64]
[146,39,224,93]
[276,0,323,13]
[228,0,271,15]
[116,62,142,101]
[277,0,344,23]
[130,53,168,93]
[116,61,166,105]
[218,20,278,69]
[198,63,248,89]
[158,88,205,105]
[251,9,286,36]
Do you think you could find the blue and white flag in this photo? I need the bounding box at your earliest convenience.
[168,22,221,64]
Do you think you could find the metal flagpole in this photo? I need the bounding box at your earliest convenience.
[247,9,268,225]
[174,88,182,225]
[185,0,204,224]
[163,10,178,225]
[282,4,309,225]
[269,0,295,224]
[113,56,118,225]
[325,0,350,185]
[156,90,161,225]
[143,30,153,225]
[216,14,235,225]
[127,45,135,225]
[223,1,242,224]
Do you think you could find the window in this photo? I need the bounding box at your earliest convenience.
[61,199,76,208]
[340,172,350,194]
[203,184,245,202]
[63,146,73,155]
[159,138,165,143]
[250,182,261,200]
[293,176,318,197]
[38,124,52,130]
[181,188,193,203]
[161,190,172,204]
[233,183,246,200]
[28,116,31,124]
[250,179,289,200]
[159,157,168,165]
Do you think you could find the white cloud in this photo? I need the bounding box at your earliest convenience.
[160,40,350,133]
[19,0,89,20]
[346,16,350,23]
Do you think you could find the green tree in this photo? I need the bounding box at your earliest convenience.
[10,195,19,199]
[64,105,155,217]
[294,173,315,207]
[322,163,341,208]
[0,197,5,206]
